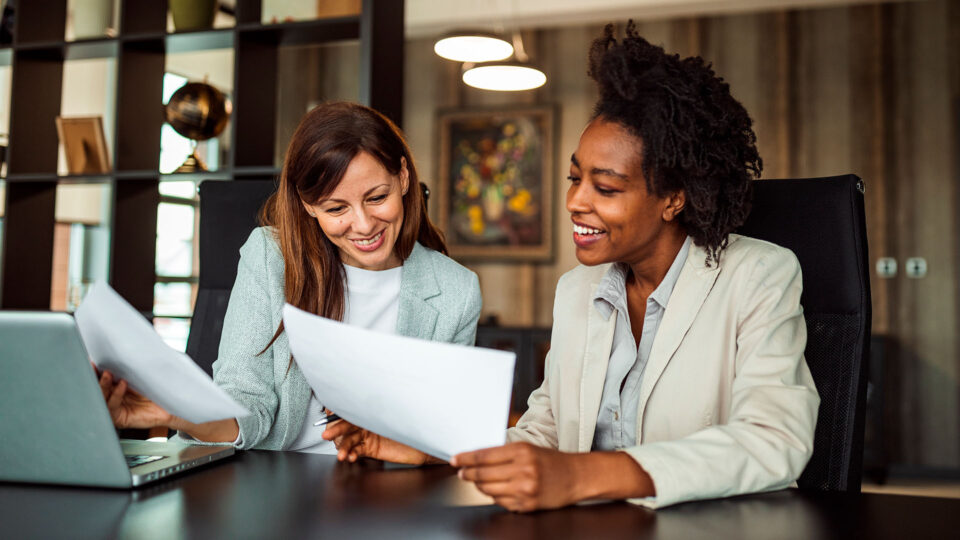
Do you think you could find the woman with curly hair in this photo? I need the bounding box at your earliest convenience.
[326,23,819,511]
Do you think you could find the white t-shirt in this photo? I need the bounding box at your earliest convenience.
[286,263,403,453]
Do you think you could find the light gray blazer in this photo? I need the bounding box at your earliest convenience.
[210,226,482,450]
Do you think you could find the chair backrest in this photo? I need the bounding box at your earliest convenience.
[735,174,872,492]
[186,180,277,376]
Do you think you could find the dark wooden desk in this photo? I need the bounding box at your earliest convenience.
[1,451,957,539]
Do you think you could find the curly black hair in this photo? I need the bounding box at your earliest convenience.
[588,22,761,266]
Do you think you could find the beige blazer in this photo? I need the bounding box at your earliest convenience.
[507,234,819,508]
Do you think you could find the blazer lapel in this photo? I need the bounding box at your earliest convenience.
[636,242,721,436]
[396,243,440,339]
[578,285,618,452]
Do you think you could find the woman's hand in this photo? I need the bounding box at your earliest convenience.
[93,363,240,442]
[321,417,441,465]
[452,442,656,513]
[452,442,581,512]
[94,364,173,429]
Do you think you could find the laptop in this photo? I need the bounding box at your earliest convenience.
[0,312,235,488]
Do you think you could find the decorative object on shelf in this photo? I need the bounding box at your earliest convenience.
[437,106,554,260]
[164,81,232,173]
[169,0,218,32]
[316,0,361,19]
[434,30,513,63]
[55,116,111,174]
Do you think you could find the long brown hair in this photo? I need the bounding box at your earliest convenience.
[259,102,447,355]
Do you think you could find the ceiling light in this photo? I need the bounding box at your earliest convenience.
[434,31,514,63]
[462,63,547,92]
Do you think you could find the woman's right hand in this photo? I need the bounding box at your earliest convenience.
[321,417,442,465]
[94,363,173,429]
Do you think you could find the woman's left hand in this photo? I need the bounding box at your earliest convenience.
[452,442,584,513]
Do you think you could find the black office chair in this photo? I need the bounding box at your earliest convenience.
[187,179,433,376]
[187,180,278,376]
[736,174,872,492]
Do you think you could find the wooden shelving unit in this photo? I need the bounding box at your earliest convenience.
[0,0,404,312]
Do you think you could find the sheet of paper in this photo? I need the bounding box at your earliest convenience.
[282,304,515,462]
[74,282,249,424]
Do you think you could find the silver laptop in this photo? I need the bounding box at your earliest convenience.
[0,311,235,488]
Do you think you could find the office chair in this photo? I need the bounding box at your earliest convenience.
[735,174,872,492]
[187,180,433,376]
[187,180,278,376]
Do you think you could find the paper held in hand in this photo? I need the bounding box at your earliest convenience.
[282,304,516,462]
[74,282,250,424]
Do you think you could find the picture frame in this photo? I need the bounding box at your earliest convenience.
[55,115,111,174]
[437,105,554,261]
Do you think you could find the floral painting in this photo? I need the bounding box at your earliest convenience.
[437,107,553,260]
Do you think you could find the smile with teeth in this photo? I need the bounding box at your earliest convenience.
[573,224,605,236]
[352,231,383,246]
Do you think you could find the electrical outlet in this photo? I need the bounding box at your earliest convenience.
[905,257,927,278]
[876,257,897,278]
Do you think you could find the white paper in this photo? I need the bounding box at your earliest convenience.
[74,281,250,424]
[282,304,515,462]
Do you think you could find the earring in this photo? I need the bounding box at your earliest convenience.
[306,210,316,217]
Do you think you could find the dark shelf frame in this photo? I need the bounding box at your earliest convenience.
[0,0,404,312]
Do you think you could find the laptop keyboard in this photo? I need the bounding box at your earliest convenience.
[126,454,165,468]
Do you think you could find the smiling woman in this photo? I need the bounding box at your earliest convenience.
[325,22,818,513]
[94,102,483,453]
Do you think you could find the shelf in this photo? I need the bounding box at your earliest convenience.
[119,32,165,43]
[5,173,112,183]
[237,16,359,46]
[11,40,65,54]
[166,28,234,54]
[3,171,276,183]
[233,166,281,178]
[118,169,279,182]
[54,174,113,184]
[160,170,234,182]
[112,170,160,181]
[64,38,119,60]
[5,173,59,182]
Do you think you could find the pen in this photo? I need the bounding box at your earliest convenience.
[314,414,341,427]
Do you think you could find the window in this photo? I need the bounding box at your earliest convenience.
[153,179,199,352]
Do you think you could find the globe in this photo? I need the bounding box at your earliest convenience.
[164,82,231,141]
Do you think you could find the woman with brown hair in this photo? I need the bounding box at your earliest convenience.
[96,102,482,453]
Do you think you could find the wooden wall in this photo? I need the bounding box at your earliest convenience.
[402,0,960,467]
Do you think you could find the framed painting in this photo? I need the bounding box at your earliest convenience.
[437,106,554,260]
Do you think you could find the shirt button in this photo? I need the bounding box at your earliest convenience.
[614,411,619,420]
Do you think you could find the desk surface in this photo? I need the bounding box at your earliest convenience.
[1,451,958,539]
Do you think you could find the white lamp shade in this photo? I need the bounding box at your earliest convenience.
[462,64,547,91]
[434,34,514,63]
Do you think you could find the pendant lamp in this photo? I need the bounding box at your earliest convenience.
[433,31,514,63]
[462,62,547,91]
